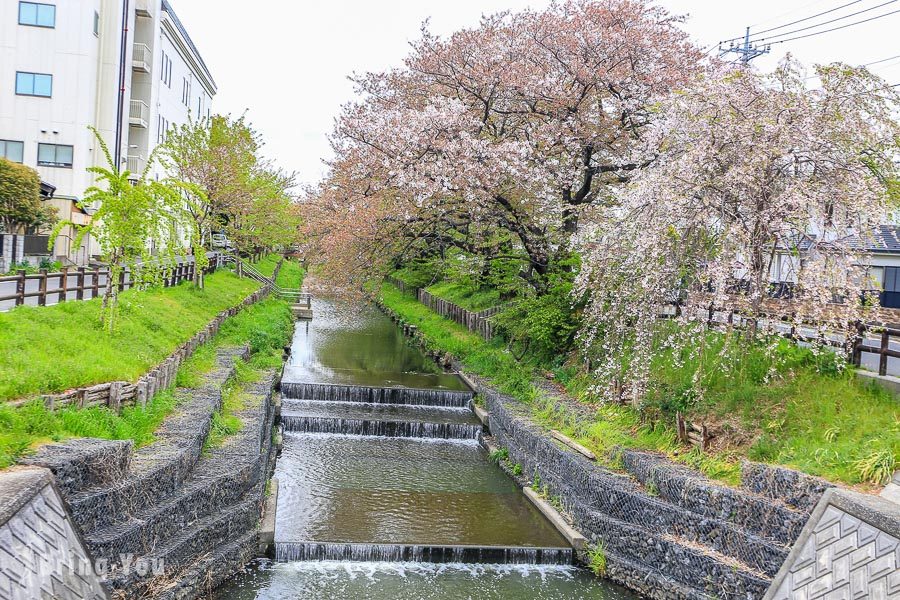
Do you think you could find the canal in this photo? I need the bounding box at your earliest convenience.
[214,299,637,599]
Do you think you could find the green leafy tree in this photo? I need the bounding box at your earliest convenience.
[51,128,193,330]
[159,114,259,287]
[0,158,55,233]
[225,164,300,262]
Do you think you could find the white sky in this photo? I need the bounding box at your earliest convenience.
[171,0,900,186]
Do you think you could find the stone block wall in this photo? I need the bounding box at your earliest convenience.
[764,489,900,599]
[0,468,108,600]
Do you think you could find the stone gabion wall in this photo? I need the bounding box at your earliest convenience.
[0,468,108,600]
[741,461,835,514]
[763,489,900,599]
[479,384,773,599]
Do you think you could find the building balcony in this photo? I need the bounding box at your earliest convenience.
[126,156,145,178]
[135,0,153,17]
[132,43,152,73]
[129,100,149,128]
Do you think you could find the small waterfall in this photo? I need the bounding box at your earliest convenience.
[275,542,573,565]
[281,383,473,408]
[281,416,481,440]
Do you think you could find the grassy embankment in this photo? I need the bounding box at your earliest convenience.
[380,281,899,488]
[0,257,303,467]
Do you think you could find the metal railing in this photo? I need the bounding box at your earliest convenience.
[132,43,152,72]
[126,155,145,176]
[223,254,310,305]
[129,99,149,128]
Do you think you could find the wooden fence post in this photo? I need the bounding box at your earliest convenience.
[76,267,85,300]
[92,268,100,298]
[118,269,126,292]
[879,329,889,376]
[37,269,47,306]
[59,267,68,303]
[15,269,25,306]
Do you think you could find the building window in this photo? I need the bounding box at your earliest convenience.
[15,72,52,97]
[93,11,100,36]
[157,115,170,144]
[37,143,73,168]
[182,78,191,106]
[160,52,172,87]
[0,140,25,163]
[18,2,55,28]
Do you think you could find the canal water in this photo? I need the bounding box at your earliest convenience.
[215,299,636,599]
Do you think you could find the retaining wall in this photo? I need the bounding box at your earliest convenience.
[0,468,109,600]
[763,489,900,599]
[12,349,279,600]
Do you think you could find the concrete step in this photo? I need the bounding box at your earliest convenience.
[281,398,482,439]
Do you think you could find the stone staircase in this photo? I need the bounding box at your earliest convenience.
[471,371,828,600]
[23,347,278,600]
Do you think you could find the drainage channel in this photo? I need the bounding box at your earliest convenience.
[213,299,637,599]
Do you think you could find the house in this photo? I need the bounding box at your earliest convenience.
[768,225,900,309]
[0,0,216,265]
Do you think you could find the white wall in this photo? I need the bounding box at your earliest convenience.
[0,0,103,201]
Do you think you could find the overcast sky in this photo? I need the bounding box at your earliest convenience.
[171,0,900,186]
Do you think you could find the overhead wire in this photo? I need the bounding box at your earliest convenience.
[719,0,865,44]
[767,6,900,44]
[751,0,899,43]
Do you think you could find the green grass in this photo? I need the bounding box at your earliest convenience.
[254,255,304,290]
[204,361,262,451]
[0,270,259,402]
[425,281,501,312]
[380,282,900,487]
[0,287,296,469]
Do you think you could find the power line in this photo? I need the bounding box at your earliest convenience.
[719,0,864,44]
[752,0,898,43]
[863,53,900,66]
[769,6,900,44]
[748,0,831,28]
[752,0,866,37]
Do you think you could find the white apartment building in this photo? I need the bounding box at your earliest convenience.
[0,0,216,265]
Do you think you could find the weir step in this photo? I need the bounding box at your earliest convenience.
[280,399,482,440]
[280,382,473,408]
[274,542,573,565]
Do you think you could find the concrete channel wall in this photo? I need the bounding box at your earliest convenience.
[763,489,900,599]
[0,468,108,600]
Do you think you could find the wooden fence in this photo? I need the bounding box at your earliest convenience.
[417,289,505,340]
[0,253,225,309]
[384,277,507,340]
[668,299,900,376]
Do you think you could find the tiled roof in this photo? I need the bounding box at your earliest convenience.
[867,225,900,253]
[777,226,900,254]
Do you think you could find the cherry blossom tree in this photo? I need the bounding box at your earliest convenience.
[576,60,900,406]
[309,0,703,288]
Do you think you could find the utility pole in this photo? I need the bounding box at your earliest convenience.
[719,27,770,64]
